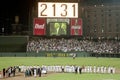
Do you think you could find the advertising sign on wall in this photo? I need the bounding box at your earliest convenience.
[70,18,82,36]
[33,18,46,35]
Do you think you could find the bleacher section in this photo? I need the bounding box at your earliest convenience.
[0,36,120,58]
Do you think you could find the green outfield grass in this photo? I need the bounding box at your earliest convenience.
[0,57,120,80]
[35,73,120,80]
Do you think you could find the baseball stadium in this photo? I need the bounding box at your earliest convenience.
[0,0,120,80]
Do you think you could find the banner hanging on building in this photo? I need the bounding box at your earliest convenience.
[33,18,46,35]
[70,18,82,36]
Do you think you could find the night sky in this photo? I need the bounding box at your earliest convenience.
[0,0,34,35]
[0,0,120,35]
[0,0,120,25]
[0,0,32,25]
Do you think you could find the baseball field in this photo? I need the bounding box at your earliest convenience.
[0,57,120,80]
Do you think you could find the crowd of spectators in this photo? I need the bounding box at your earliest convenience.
[27,38,120,54]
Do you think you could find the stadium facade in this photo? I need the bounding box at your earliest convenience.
[28,0,120,40]
[0,0,120,56]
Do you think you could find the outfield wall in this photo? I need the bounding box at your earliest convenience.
[0,51,120,58]
[0,36,28,52]
[0,51,89,57]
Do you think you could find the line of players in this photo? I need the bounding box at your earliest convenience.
[19,65,115,75]
[82,66,115,74]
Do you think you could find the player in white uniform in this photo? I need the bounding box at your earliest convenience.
[100,66,104,73]
[89,66,92,73]
[19,65,24,72]
[87,66,90,73]
[68,65,71,73]
[112,66,115,74]
[107,66,111,73]
[61,66,64,72]
[41,65,47,74]
[93,66,96,73]
[34,68,37,77]
[70,66,75,73]
[58,66,62,72]
[110,66,115,74]
[64,65,69,72]
[103,66,107,73]
[55,65,58,72]
[83,66,87,73]
[97,66,100,73]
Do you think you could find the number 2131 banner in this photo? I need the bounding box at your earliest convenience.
[38,2,78,18]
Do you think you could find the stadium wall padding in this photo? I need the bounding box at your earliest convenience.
[0,51,90,57]
[0,52,119,58]
[0,36,28,52]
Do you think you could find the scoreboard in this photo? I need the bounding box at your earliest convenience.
[33,2,82,36]
[33,18,82,36]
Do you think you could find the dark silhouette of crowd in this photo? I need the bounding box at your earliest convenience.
[27,38,120,54]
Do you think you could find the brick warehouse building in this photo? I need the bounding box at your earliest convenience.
[28,0,120,40]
